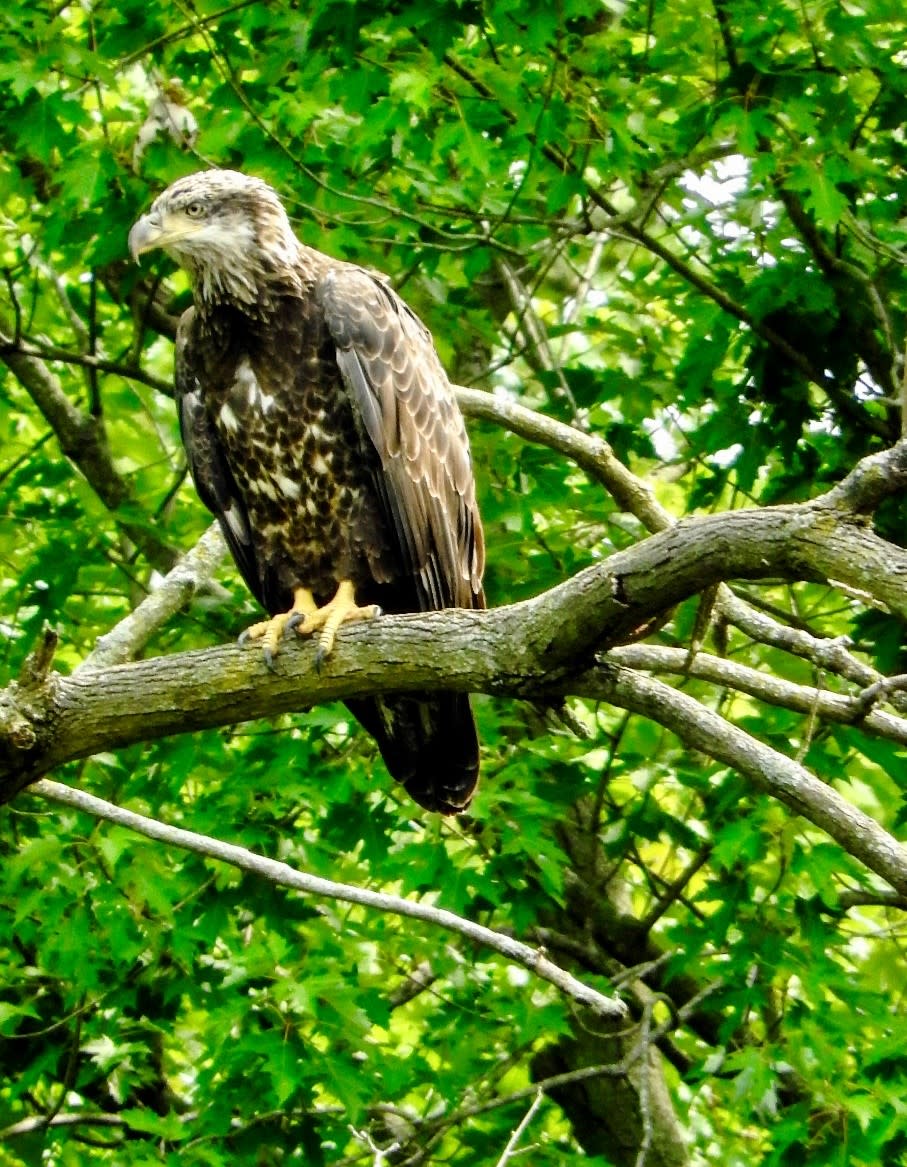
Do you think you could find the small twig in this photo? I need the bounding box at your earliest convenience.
[633,1008,654,1167]
[0,335,171,394]
[836,888,907,912]
[348,1125,400,1167]
[901,335,907,438]
[795,668,824,763]
[0,1112,128,1140]
[493,1089,544,1167]
[854,674,907,718]
[18,624,59,687]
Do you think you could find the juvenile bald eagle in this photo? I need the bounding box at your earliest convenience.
[129,170,485,814]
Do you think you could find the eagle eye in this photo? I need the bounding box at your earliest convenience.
[184,201,206,219]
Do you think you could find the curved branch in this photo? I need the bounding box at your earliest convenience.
[0,314,176,571]
[2,462,907,790]
[32,779,626,1019]
[455,386,671,532]
[3,449,907,893]
[570,664,907,896]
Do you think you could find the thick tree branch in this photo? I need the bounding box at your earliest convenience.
[32,778,626,1019]
[3,481,906,797]
[2,466,907,789]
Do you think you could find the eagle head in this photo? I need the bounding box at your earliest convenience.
[128,170,302,308]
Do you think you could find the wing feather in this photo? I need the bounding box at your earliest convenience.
[319,267,485,614]
[175,308,263,606]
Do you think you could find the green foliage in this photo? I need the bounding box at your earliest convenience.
[2,0,907,1164]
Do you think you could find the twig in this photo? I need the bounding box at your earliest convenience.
[0,1112,127,1140]
[0,335,171,395]
[32,779,627,1019]
[348,1125,400,1167]
[493,1089,544,1167]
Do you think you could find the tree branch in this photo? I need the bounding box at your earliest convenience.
[609,643,907,745]
[455,386,671,532]
[2,457,907,783]
[571,664,907,896]
[1,457,906,894]
[1,334,172,395]
[32,778,627,1019]
[79,524,227,670]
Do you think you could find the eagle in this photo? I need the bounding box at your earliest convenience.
[128,170,485,814]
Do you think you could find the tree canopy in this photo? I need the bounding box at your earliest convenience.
[2,1,907,1164]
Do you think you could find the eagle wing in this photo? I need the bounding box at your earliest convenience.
[174,307,261,604]
[317,266,485,613]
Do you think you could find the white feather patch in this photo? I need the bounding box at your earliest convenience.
[223,503,248,543]
[275,473,301,499]
[219,403,240,431]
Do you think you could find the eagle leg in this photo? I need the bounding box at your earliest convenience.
[287,579,380,667]
[240,586,319,670]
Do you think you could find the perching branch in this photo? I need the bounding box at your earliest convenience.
[32,778,627,1019]
[4,466,907,793]
[4,446,907,893]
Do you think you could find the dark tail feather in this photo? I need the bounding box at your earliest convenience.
[346,693,480,814]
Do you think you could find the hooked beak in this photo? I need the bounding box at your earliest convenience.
[128,213,163,263]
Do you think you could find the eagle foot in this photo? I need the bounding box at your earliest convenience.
[239,585,321,670]
[287,580,380,668]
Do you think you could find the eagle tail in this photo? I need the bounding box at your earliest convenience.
[346,694,480,814]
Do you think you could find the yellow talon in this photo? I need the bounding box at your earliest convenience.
[290,580,380,663]
[240,586,318,667]
[240,581,379,667]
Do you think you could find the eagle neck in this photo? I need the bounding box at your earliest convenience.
[193,269,305,327]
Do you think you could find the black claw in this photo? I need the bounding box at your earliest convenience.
[286,612,305,634]
[237,628,251,646]
[313,644,326,672]
[262,645,278,672]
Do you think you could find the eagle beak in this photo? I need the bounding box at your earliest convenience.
[128,213,163,263]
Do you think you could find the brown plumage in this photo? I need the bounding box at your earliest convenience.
[129,170,485,813]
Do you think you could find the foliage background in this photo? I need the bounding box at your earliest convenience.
[2,0,907,1163]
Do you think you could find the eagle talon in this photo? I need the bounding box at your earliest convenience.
[291,581,379,661]
[238,586,316,662]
